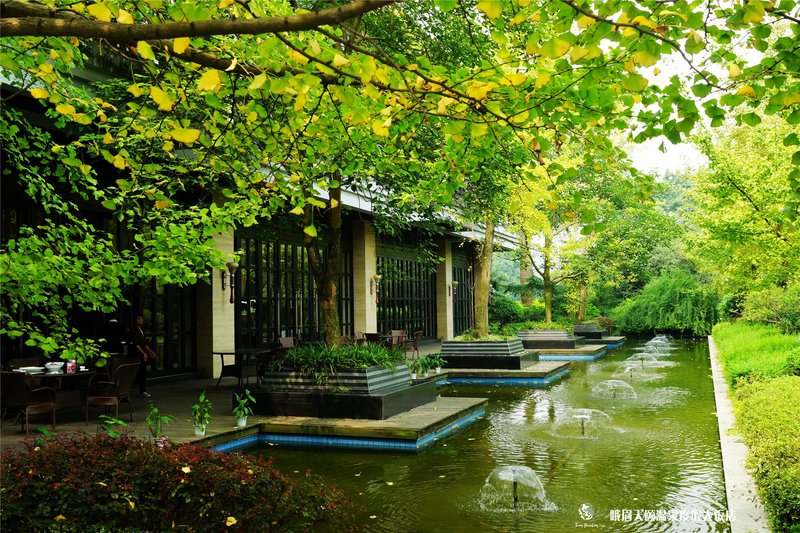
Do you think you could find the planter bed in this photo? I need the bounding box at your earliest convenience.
[517,329,586,349]
[440,339,539,370]
[572,324,609,339]
[251,381,437,420]
[260,364,410,394]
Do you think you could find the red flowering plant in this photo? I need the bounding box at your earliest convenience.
[1,432,357,532]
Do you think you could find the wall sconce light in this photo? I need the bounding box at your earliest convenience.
[370,274,382,304]
[450,280,459,298]
[222,260,239,304]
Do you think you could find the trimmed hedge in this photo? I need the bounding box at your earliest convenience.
[712,322,800,386]
[1,432,356,532]
[714,322,800,532]
[735,377,800,532]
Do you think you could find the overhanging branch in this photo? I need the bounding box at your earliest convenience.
[0,0,395,39]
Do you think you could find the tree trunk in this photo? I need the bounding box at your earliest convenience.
[304,185,342,347]
[577,284,587,322]
[519,258,533,306]
[542,233,553,325]
[473,217,495,338]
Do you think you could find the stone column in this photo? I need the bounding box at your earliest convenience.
[352,220,378,334]
[196,232,236,378]
[436,238,454,341]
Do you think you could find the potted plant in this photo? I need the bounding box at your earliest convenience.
[145,402,176,448]
[232,389,255,427]
[190,390,213,436]
[427,354,446,373]
[419,356,431,377]
[408,359,422,380]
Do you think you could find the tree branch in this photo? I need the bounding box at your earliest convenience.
[0,0,395,39]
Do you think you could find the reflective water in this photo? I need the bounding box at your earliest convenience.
[253,339,729,532]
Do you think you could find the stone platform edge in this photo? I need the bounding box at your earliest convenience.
[707,336,770,532]
[204,397,488,453]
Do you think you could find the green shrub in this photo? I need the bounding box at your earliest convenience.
[488,293,524,324]
[712,322,800,386]
[270,343,406,374]
[521,301,545,322]
[0,432,355,532]
[735,376,800,532]
[740,282,800,334]
[611,269,718,335]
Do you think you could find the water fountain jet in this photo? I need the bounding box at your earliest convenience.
[480,466,546,511]
[592,380,637,399]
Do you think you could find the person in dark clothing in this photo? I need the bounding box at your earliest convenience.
[131,314,156,398]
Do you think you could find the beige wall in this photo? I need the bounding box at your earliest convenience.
[436,238,455,341]
[197,232,236,378]
[352,219,378,334]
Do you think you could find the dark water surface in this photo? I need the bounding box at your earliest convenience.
[253,339,729,532]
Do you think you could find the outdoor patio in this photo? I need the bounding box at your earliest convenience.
[0,343,444,451]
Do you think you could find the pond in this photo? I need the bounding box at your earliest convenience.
[253,339,730,532]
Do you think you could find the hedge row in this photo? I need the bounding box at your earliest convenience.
[713,322,800,532]
[735,377,800,532]
[712,322,800,386]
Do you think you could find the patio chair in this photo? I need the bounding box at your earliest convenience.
[278,337,296,349]
[85,362,139,423]
[388,330,406,348]
[215,350,260,388]
[1,371,56,435]
[402,331,423,359]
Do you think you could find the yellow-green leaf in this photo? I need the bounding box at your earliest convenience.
[226,517,237,527]
[535,73,551,88]
[289,206,305,216]
[499,73,527,87]
[332,54,351,68]
[742,2,765,23]
[620,73,648,92]
[87,3,112,22]
[55,103,76,116]
[170,128,201,144]
[540,38,571,59]
[150,86,174,111]
[137,41,155,61]
[127,84,144,97]
[117,9,134,24]
[470,123,488,138]
[197,70,222,92]
[30,88,49,99]
[736,85,756,98]
[113,154,127,169]
[249,73,267,91]
[659,9,688,22]
[631,15,657,29]
[728,63,741,78]
[372,119,390,137]
[632,51,658,67]
[303,225,318,238]
[466,81,497,100]
[773,91,800,106]
[476,0,503,19]
[173,37,190,54]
